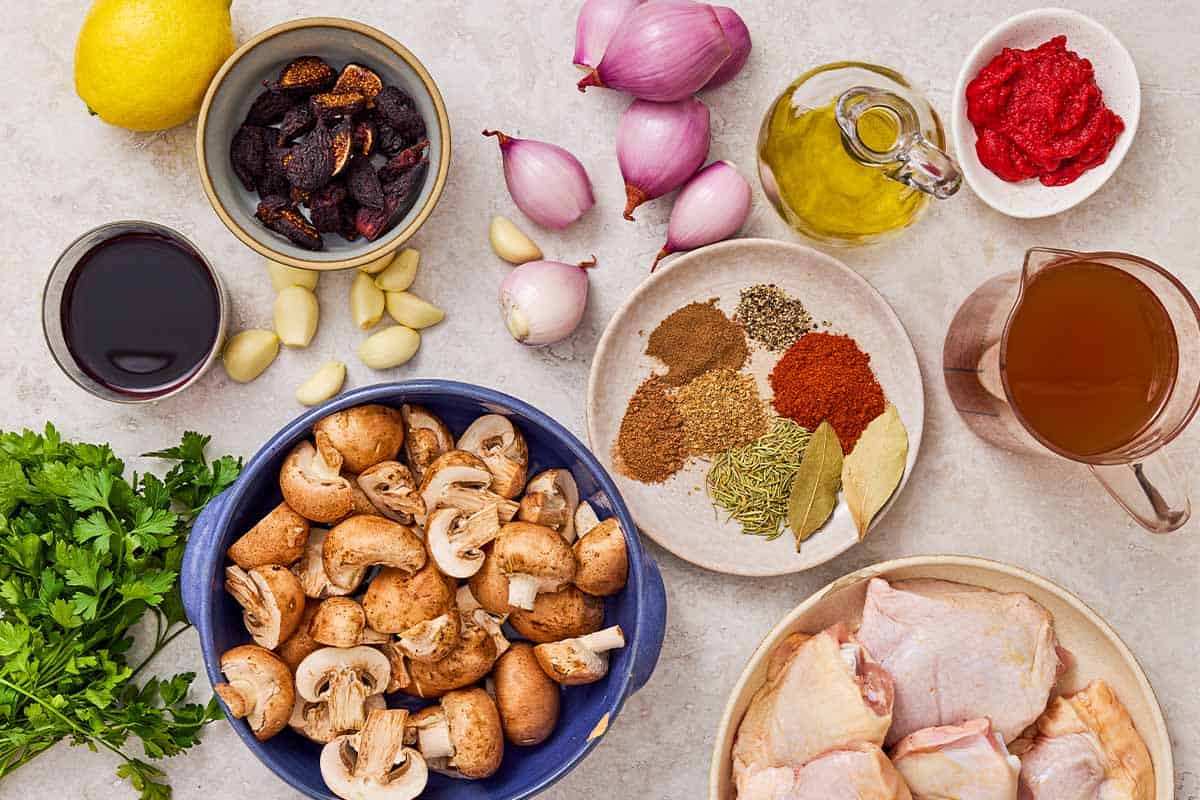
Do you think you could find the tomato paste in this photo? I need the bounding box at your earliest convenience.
[965,36,1124,186]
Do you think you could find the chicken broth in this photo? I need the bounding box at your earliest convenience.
[1002,260,1178,458]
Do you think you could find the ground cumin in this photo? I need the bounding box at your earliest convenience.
[676,369,768,455]
[646,300,748,386]
[615,377,686,483]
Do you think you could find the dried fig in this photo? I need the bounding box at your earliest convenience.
[267,56,336,96]
[375,86,424,142]
[330,120,353,177]
[374,121,405,158]
[332,64,383,103]
[346,155,384,210]
[285,124,335,191]
[377,140,429,184]
[354,203,394,241]
[256,199,323,251]
[276,103,316,146]
[231,124,270,191]
[352,118,376,156]
[246,90,295,126]
[311,91,365,121]
[256,145,292,198]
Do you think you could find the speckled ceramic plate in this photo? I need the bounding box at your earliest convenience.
[708,556,1174,799]
[585,238,924,576]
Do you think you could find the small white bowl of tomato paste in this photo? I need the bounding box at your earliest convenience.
[951,8,1140,218]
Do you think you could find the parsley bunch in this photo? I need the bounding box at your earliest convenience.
[0,425,241,799]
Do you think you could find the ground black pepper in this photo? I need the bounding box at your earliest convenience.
[735,284,814,351]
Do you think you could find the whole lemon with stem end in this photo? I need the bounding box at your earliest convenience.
[74,0,235,132]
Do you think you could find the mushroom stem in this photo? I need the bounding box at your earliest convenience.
[457,505,502,550]
[507,574,542,611]
[580,625,626,653]
[444,486,519,521]
[415,712,455,760]
[328,671,373,732]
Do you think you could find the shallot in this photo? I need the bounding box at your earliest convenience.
[703,7,752,88]
[483,130,595,230]
[499,258,596,346]
[573,0,646,70]
[617,97,710,220]
[577,1,731,103]
[652,161,751,270]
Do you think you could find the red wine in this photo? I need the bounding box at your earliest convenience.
[61,232,220,396]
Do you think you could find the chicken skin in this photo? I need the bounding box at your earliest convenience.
[739,744,911,800]
[891,718,1020,800]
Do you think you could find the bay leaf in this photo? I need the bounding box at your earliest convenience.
[788,421,843,548]
[841,404,908,540]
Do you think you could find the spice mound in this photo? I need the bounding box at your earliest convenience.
[677,369,769,456]
[708,418,811,539]
[616,377,686,483]
[736,284,814,351]
[770,332,885,452]
[646,300,748,386]
[965,36,1124,187]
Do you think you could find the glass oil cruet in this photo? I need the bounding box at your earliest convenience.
[758,62,961,246]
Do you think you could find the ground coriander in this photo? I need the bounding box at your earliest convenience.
[676,368,769,456]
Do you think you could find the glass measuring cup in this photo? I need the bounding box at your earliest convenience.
[943,247,1200,532]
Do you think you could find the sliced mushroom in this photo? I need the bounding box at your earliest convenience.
[357,461,425,523]
[534,625,626,685]
[323,515,426,592]
[401,404,454,481]
[362,561,455,634]
[455,584,511,656]
[410,687,503,779]
[405,620,499,699]
[309,596,391,648]
[279,435,357,523]
[573,518,628,597]
[293,528,354,599]
[494,521,577,610]
[456,415,528,499]
[313,404,406,473]
[517,469,580,542]
[321,709,428,800]
[426,505,502,579]
[509,584,605,644]
[467,546,511,616]
[376,640,412,693]
[343,477,384,520]
[493,642,560,746]
[215,645,295,741]
[397,612,460,663]
[574,500,602,539]
[290,692,387,744]
[225,564,306,649]
[417,450,518,525]
[227,502,310,569]
[296,646,392,734]
[276,600,325,671]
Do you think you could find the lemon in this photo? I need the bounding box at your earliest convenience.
[74,0,235,132]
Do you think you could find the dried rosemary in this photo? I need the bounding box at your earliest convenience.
[706,418,812,539]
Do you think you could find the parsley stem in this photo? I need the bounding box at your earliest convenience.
[128,622,191,682]
[0,676,132,765]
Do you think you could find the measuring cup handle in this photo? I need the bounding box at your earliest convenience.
[1090,451,1191,533]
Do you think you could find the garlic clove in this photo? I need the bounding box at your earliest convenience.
[274,286,320,347]
[350,272,386,329]
[489,216,543,264]
[373,248,420,291]
[296,361,347,406]
[386,291,445,329]
[223,330,280,383]
[267,260,320,291]
[358,250,396,275]
[359,326,421,369]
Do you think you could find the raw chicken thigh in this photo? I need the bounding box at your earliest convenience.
[856,578,1064,745]
[733,624,894,797]
[1012,680,1153,800]
[739,744,912,800]
[891,718,1020,800]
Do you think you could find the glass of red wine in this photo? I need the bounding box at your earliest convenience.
[42,221,229,403]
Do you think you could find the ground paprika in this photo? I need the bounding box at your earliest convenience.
[768,332,885,452]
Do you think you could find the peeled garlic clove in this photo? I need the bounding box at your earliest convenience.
[358,250,396,275]
[489,215,543,264]
[385,291,444,329]
[350,272,386,329]
[274,286,320,347]
[359,326,420,369]
[267,260,319,290]
[374,248,419,291]
[223,330,280,383]
[296,360,346,406]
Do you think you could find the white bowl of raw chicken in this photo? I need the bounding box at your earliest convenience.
[708,555,1173,798]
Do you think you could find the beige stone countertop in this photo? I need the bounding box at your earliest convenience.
[2,0,1198,797]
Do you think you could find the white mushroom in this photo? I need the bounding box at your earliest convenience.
[455,584,510,656]
[296,646,392,734]
[290,693,387,744]
[573,517,628,597]
[314,404,406,473]
[292,528,354,599]
[517,469,580,542]
[409,687,504,779]
[426,505,502,579]
[493,521,577,611]
[401,404,454,481]
[215,645,295,741]
[321,709,428,800]
[533,625,626,685]
[357,461,425,523]
[226,502,310,570]
[309,596,391,648]
[416,450,519,525]
[456,415,528,499]
[279,434,358,523]
[224,565,306,650]
[322,515,427,592]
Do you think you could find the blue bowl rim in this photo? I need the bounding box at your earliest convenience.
[192,379,653,799]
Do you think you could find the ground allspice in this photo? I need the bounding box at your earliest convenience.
[676,369,769,456]
[646,300,749,386]
[616,377,687,483]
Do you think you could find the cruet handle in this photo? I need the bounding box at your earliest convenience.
[835,86,962,199]
[1090,452,1192,533]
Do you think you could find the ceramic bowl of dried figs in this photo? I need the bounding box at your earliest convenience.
[197,17,451,270]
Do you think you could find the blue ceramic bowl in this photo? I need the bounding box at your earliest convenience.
[181,381,667,799]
